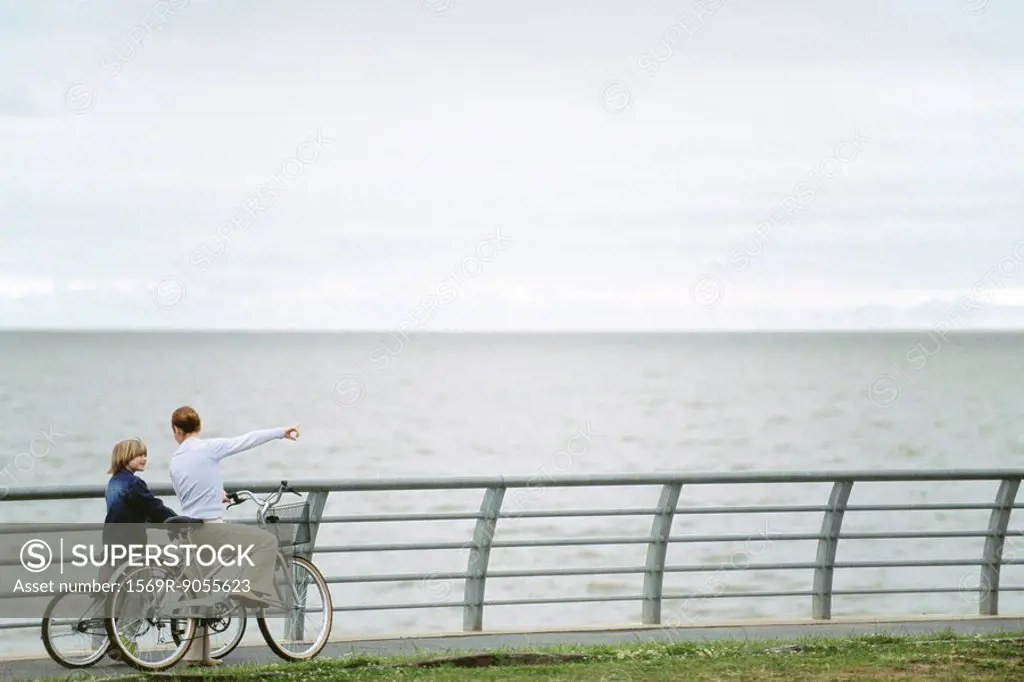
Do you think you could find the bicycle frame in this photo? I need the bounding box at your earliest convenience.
[148,481,307,619]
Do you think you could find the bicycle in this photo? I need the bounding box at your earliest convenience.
[40,549,246,668]
[103,480,333,671]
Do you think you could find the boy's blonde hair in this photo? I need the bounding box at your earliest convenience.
[108,438,147,474]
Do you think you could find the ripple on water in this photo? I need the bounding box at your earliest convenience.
[585,580,629,594]
[898,443,924,459]
[869,415,895,431]
[645,397,670,410]
[812,405,844,419]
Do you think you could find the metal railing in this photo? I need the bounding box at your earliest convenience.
[2,469,1024,635]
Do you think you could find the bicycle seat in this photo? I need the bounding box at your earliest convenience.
[165,516,205,524]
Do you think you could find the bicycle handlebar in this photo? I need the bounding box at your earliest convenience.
[224,480,301,515]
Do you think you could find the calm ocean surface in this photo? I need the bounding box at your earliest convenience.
[1,331,1023,654]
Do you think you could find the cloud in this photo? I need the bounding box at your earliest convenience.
[0,0,1022,329]
[7,274,1024,331]
[0,276,56,298]
[0,87,42,117]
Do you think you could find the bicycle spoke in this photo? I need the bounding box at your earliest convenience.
[257,557,332,660]
[107,566,196,670]
[42,591,110,669]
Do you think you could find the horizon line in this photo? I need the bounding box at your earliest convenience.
[2,327,1024,334]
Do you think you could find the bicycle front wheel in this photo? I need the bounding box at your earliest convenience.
[41,591,110,668]
[105,565,197,671]
[257,555,333,661]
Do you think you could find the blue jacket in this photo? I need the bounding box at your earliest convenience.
[105,470,177,525]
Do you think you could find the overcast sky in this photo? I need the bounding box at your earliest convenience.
[0,0,1021,330]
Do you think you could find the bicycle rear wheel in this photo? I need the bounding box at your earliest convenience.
[41,591,110,668]
[257,555,333,661]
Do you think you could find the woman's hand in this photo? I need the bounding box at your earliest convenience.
[284,425,300,440]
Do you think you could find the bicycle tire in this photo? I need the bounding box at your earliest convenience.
[41,592,110,669]
[104,565,197,671]
[105,614,197,671]
[257,555,333,661]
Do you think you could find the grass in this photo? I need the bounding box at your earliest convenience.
[41,630,1024,681]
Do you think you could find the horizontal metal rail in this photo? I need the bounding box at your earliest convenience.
[309,530,1024,555]
[4,468,1024,500]
[317,503,1024,523]
[323,557,1024,585]
[1,469,1023,639]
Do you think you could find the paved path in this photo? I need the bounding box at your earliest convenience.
[3,615,1023,680]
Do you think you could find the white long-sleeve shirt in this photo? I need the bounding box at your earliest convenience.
[169,428,287,519]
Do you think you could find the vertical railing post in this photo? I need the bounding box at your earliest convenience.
[287,490,329,642]
[980,478,1019,615]
[642,483,683,625]
[463,486,505,632]
[812,480,854,620]
[294,490,329,562]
